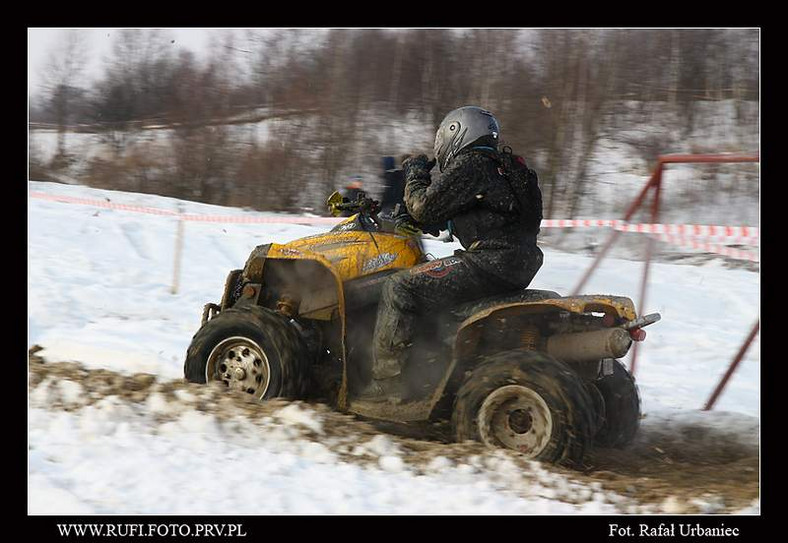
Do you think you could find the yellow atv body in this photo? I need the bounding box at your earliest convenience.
[185,192,659,467]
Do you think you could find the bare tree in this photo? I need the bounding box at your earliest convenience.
[565,30,621,219]
[34,27,758,216]
[311,30,361,196]
[39,30,90,162]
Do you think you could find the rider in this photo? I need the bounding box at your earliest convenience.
[358,106,544,401]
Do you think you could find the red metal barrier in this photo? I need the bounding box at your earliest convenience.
[570,153,760,377]
[703,320,760,411]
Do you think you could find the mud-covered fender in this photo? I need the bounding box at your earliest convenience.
[453,295,638,361]
[243,243,353,409]
[420,295,639,420]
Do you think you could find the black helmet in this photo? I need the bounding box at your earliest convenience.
[433,106,500,171]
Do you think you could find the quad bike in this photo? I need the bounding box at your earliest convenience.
[184,191,660,467]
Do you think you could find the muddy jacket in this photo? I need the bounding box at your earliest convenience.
[403,148,543,288]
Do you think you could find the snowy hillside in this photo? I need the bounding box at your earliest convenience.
[28,99,759,226]
[27,181,760,515]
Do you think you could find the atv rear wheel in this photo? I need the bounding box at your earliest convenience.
[593,359,640,448]
[452,349,596,467]
[184,305,310,400]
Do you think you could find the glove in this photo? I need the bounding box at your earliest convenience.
[392,205,422,237]
[394,216,421,237]
[402,154,436,177]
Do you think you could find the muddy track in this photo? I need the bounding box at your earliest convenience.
[28,348,759,513]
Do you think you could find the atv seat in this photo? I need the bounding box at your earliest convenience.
[449,289,561,322]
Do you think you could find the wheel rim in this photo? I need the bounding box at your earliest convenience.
[477,385,553,458]
[206,336,271,399]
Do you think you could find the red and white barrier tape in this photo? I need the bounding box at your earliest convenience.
[541,218,759,244]
[30,191,759,260]
[179,213,341,225]
[29,191,340,224]
[652,233,759,263]
[541,219,621,229]
[30,191,181,217]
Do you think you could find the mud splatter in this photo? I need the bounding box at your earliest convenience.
[28,348,758,513]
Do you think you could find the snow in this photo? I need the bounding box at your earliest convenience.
[27,180,760,515]
[27,404,624,515]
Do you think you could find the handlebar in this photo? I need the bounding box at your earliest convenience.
[327,191,381,218]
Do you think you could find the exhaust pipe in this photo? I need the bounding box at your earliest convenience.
[546,328,632,363]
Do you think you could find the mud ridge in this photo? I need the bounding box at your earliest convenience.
[28,348,759,513]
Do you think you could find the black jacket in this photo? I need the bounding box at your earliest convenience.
[403,148,543,288]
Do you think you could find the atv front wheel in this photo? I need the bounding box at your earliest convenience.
[452,349,596,467]
[593,359,640,448]
[184,305,310,400]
